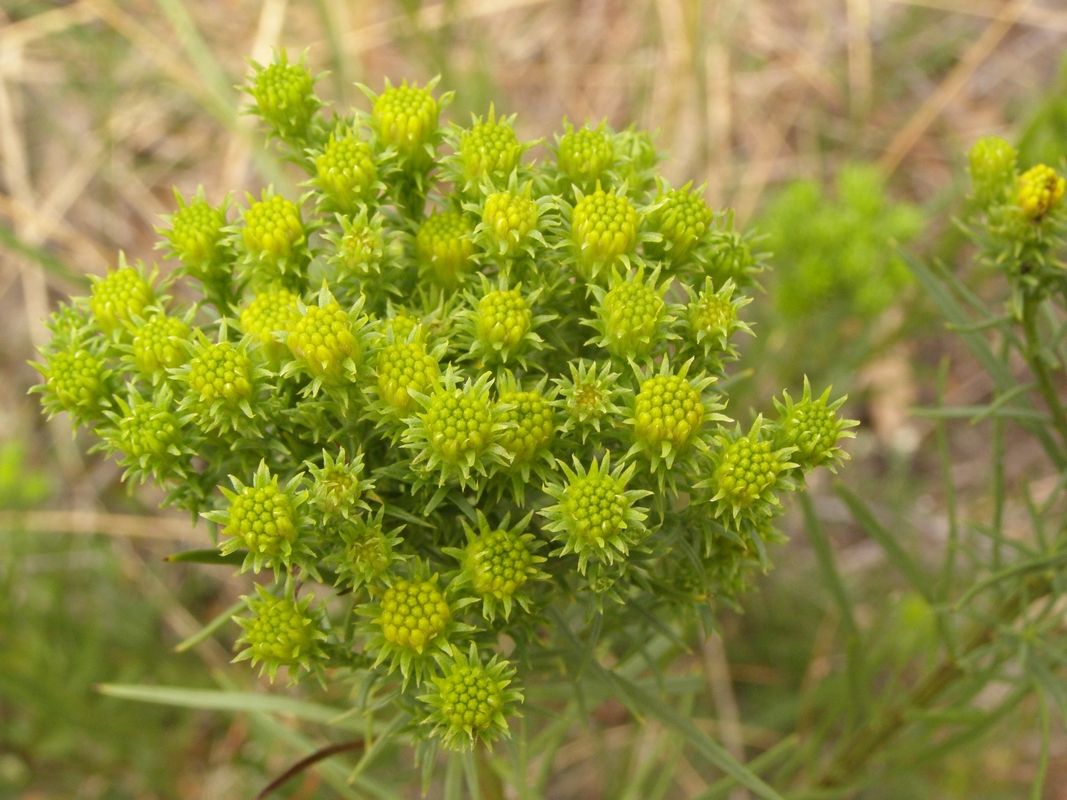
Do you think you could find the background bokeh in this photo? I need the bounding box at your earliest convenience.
[3,0,1067,797]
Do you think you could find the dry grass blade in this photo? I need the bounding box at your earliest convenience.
[888,0,1067,34]
[0,510,209,543]
[878,0,1034,175]
[0,2,96,50]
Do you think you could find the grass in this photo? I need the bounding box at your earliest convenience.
[2,0,1067,797]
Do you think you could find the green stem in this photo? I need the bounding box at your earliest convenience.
[1021,293,1067,452]
[815,576,1051,788]
[475,743,504,800]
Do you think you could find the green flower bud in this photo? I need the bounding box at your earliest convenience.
[633,373,703,451]
[968,136,1017,205]
[613,128,659,195]
[97,387,188,484]
[704,223,763,289]
[331,211,386,278]
[682,278,753,371]
[234,584,326,681]
[375,578,452,653]
[647,183,712,265]
[590,267,668,358]
[774,378,856,472]
[498,389,555,464]
[707,419,795,519]
[571,186,639,280]
[416,211,476,287]
[332,509,400,590]
[247,51,320,142]
[481,189,538,258]
[239,288,301,354]
[477,288,530,351]
[89,265,154,334]
[423,384,495,466]
[387,311,418,342]
[163,191,228,278]
[306,447,372,522]
[114,399,182,462]
[1017,164,1065,220]
[376,340,440,415]
[40,348,113,421]
[287,300,360,382]
[132,312,191,375]
[420,645,521,751]
[459,106,524,185]
[558,123,615,187]
[241,192,306,269]
[211,462,307,574]
[372,80,440,162]
[179,337,258,433]
[541,454,650,573]
[554,359,624,440]
[314,132,379,211]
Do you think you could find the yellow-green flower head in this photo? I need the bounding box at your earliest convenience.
[314,132,378,210]
[372,80,440,160]
[132,312,190,375]
[423,383,495,466]
[287,300,359,382]
[234,584,325,681]
[307,448,372,522]
[420,646,521,751]
[185,340,253,407]
[239,288,301,352]
[457,515,544,619]
[416,211,477,287]
[248,51,320,141]
[481,189,538,257]
[115,399,182,462]
[89,265,154,334]
[211,462,307,574]
[1017,164,1066,220]
[705,225,762,289]
[634,373,704,451]
[459,107,524,185]
[968,136,1017,205]
[558,123,615,186]
[241,192,306,265]
[571,186,639,279]
[376,578,452,653]
[333,211,386,277]
[477,288,530,351]
[41,348,112,420]
[591,268,668,358]
[376,340,440,415]
[690,289,734,338]
[540,454,650,573]
[498,389,555,464]
[683,278,753,369]
[774,378,856,472]
[164,192,228,276]
[648,183,712,264]
[708,419,795,519]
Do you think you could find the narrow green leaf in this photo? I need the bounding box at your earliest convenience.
[96,684,360,730]
[834,482,932,602]
[165,548,242,565]
[174,598,246,653]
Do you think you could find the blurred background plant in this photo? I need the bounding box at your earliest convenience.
[4,0,1067,798]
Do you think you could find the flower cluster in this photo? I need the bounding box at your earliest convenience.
[32,53,855,756]
[965,136,1067,307]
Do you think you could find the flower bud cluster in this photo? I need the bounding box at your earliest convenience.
[34,59,857,757]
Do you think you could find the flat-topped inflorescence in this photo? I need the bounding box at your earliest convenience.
[31,53,857,758]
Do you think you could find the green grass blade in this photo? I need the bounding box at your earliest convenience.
[174,598,246,653]
[834,481,932,601]
[96,684,360,730]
